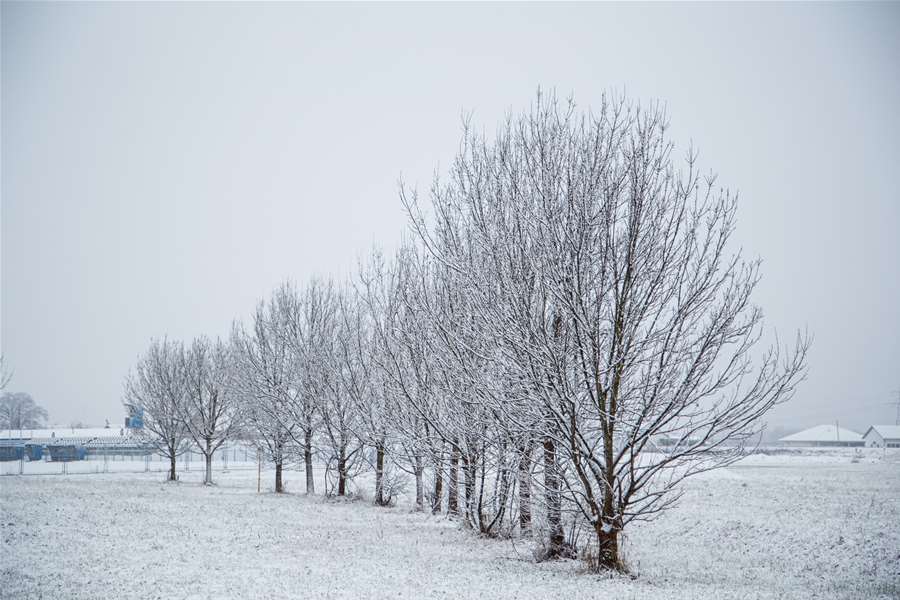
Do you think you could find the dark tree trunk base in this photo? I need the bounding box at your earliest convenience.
[432,462,443,514]
[275,462,284,493]
[448,445,459,516]
[587,529,626,572]
[535,538,577,562]
[518,444,532,536]
[374,444,388,506]
[337,457,347,496]
[304,444,315,495]
[584,527,629,573]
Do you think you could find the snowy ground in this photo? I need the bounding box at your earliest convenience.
[1,450,898,600]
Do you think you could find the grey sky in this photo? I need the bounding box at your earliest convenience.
[2,3,898,432]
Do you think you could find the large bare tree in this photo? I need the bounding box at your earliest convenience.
[404,91,808,569]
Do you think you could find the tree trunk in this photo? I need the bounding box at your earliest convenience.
[414,453,424,511]
[595,412,621,570]
[374,442,386,506]
[495,457,511,533]
[204,453,213,485]
[462,453,476,528]
[275,461,284,493]
[543,436,566,555]
[448,443,460,516]
[304,430,315,495]
[337,449,347,496]
[595,525,622,571]
[518,444,532,535]
[168,454,177,482]
[432,450,443,514]
[204,439,213,485]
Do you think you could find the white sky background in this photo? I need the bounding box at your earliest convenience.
[2,3,898,432]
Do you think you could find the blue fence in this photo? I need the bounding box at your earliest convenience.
[25,444,43,461]
[47,445,87,462]
[0,446,25,462]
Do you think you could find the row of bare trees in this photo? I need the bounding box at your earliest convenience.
[125,92,808,570]
[123,337,241,484]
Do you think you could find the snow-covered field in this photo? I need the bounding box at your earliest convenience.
[1,451,898,600]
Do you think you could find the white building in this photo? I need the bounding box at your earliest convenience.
[777,424,864,448]
[862,425,900,449]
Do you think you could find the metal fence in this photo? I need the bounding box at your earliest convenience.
[0,443,263,476]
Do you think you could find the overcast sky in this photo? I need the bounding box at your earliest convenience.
[2,3,898,432]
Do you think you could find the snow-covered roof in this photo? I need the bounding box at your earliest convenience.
[778,424,863,443]
[0,427,127,441]
[864,425,900,440]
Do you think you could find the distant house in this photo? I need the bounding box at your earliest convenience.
[862,425,900,449]
[778,424,864,448]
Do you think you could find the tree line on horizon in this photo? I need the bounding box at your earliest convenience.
[0,362,49,432]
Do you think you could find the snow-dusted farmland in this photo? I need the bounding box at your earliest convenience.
[2,451,898,600]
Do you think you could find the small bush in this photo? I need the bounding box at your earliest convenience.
[378,470,408,507]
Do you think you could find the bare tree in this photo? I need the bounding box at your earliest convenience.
[388,250,515,534]
[404,91,809,569]
[124,338,190,481]
[314,286,366,497]
[338,274,392,505]
[357,246,441,510]
[180,336,243,485]
[280,278,337,495]
[0,392,48,431]
[232,291,303,494]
